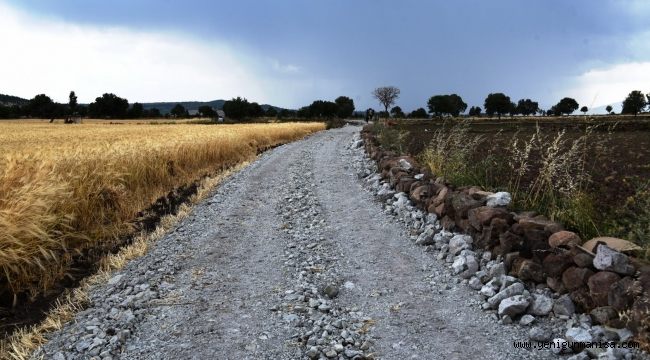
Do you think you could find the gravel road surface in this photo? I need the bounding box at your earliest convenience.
[37,126,562,359]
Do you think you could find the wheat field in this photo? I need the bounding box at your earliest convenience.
[0,122,324,300]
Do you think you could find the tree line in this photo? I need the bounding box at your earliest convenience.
[371,86,650,119]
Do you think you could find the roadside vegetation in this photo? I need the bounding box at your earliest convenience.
[0,122,324,302]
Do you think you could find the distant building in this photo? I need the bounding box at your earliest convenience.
[188,109,200,117]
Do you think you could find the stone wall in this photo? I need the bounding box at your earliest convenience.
[361,124,650,344]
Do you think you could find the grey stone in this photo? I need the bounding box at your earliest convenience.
[107,274,124,286]
[498,295,530,317]
[529,327,552,342]
[565,327,592,343]
[415,225,436,245]
[487,282,525,309]
[323,284,339,299]
[469,277,483,290]
[553,294,576,316]
[519,314,535,326]
[528,294,553,316]
[593,245,635,275]
[486,192,511,207]
[449,235,473,255]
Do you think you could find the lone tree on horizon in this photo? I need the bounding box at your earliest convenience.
[605,105,613,114]
[372,86,400,118]
[622,90,647,116]
[68,91,78,115]
[580,106,588,115]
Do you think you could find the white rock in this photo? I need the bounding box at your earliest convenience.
[551,338,571,354]
[469,277,483,290]
[566,327,593,343]
[498,295,530,317]
[414,173,424,180]
[528,294,553,316]
[398,158,413,170]
[449,234,473,255]
[519,314,536,326]
[487,282,525,309]
[529,326,552,342]
[486,192,511,207]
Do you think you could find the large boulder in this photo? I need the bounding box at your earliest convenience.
[410,185,433,206]
[583,237,642,253]
[553,294,576,316]
[543,252,575,278]
[512,258,545,283]
[497,231,524,256]
[587,271,621,307]
[590,306,618,325]
[608,277,639,311]
[562,267,594,291]
[467,206,512,231]
[548,231,582,248]
[446,193,483,221]
[477,217,510,250]
[593,245,635,276]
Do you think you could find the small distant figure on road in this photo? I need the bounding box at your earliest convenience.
[365,108,375,123]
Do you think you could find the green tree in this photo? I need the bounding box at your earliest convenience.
[372,86,400,117]
[68,91,78,114]
[407,108,428,118]
[390,106,405,118]
[553,97,579,115]
[170,104,187,118]
[198,105,216,117]
[515,99,539,116]
[334,96,355,118]
[146,107,162,118]
[248,102,264,117]
[605,105,613,114]
[622,90,647,116]
[307,100,338,118]
[484,93,511,118]
[128,102,144,118]
[27,94,56,118]
[468,106,481,116]
[580,106,588,115]
[427,94,467,117]
[265,107,278,117]
[223,97,250,120]
[88,93,129,118]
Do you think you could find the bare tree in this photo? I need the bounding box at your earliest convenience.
[372,86,400,118]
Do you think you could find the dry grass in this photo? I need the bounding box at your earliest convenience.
[0,163,247,360]
[0,122,324,299]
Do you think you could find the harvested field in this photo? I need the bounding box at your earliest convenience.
[0,122,324,309]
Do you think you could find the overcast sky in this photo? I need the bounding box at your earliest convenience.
[2,0,650,112]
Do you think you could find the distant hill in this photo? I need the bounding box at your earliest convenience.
[141,100,286,114]
[0,94,28,106]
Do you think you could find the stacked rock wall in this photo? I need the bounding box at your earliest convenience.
[361,125,650,346]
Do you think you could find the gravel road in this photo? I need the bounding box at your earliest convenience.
[37,126,560,359]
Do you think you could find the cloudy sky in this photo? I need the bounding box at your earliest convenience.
[2,0,650,112]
